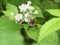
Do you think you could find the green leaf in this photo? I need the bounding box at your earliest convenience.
[23,24,29,30]
[25,27,39,41]
[0,16,24,45]
[2,3,18,20]
[45,9,60,17]
[57,30,60,44]
[33,6,44,18]
[38,18,60,43]
[25,24,42,41]
[32,32,58,45]
[0,16,22,31]
[37,24,42,29]
[39,32,58,45]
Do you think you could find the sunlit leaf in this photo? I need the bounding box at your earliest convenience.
[38,18,60,42]
[32,32,58,45]
[45,9,60,17]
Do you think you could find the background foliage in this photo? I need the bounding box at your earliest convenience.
[0,0,60,45]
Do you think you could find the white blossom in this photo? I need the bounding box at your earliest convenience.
[25,13,29,17]
[28,6,34,11]
[15,14,23,21]
[19,4,28,12]
[34,11,38,14]
[25,18,29,22]
[10,12,14,16]
[15,1,38,24]
[24,13,30,22]
[25,17,30,22]
[27,1,31,5]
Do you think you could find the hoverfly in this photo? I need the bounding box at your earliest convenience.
[29,18,35,27]
[26,15,35,26]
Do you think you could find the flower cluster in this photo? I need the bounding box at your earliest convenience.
[15,1,38,24]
